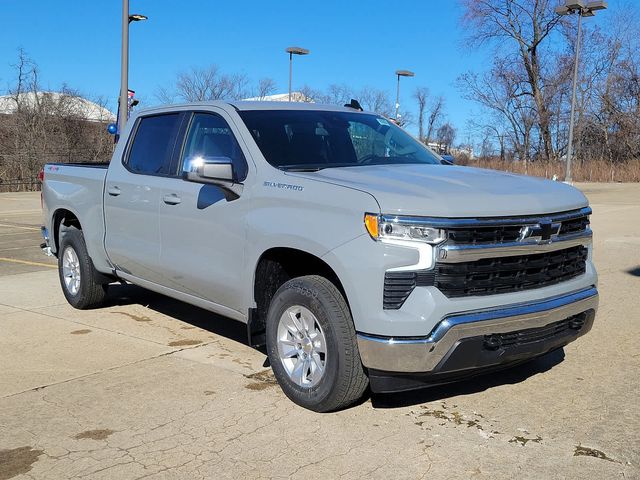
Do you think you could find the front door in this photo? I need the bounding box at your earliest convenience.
[158,110,252,313]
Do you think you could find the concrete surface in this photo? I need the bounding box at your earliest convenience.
[0,184,638,479]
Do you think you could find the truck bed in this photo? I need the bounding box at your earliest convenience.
[41,162,111,272]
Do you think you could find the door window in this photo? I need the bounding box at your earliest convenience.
[126,113,182,175]
[181,113,248,181]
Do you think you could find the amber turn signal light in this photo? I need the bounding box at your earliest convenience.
[364,213,379,239]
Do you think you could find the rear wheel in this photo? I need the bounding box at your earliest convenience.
[266,275,369,412]
[58,226,107,309]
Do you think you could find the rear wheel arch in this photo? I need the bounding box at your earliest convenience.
[57,226,108,309]
[52,208,82,254]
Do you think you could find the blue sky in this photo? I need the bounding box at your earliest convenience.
[0,0,619,140]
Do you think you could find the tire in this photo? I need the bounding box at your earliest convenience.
[266,275,369,412]
[58,226,107,309]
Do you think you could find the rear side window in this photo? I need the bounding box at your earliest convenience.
[127,113,182,175]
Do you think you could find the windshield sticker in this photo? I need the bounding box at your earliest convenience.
[376,118,390,126]
[263,181,304,192]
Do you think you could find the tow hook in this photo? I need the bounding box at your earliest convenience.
[483,334,503,351]
[40,243,53,256]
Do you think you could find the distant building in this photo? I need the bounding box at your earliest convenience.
[243,92,313,103]
[427,141,474,159]
[0,91,115,123]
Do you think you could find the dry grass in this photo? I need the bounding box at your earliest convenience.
[463,158,640,183]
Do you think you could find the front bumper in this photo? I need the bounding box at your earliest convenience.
[357,286,598,391]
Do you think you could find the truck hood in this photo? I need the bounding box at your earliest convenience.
[289,164,588,217]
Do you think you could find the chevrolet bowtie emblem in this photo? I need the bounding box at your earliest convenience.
[518,221,562,243]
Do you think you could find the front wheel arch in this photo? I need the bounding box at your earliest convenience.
[249,247,351,347]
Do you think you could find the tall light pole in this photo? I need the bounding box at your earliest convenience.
[285,46,310,102]
[395,70,415,121]
[556,0,607,182]
[118,0,147,137]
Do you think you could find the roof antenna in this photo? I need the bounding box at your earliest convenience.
[344,99,363,111]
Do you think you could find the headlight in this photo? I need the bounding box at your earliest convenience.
[364,213,446,244]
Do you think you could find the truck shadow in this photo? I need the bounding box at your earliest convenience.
[369,348,565,409]
[103,283,250,346]
[627,266,640,277]
[102,283,566,409]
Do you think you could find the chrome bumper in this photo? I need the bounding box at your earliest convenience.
[357,287,598,373]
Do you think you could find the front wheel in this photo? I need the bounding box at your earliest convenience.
[266,275,369,412]
[58,226,108,309]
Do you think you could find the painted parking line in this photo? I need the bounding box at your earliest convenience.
[0,231,40,237]
[0,209,42,216]
[0,223,40,231]
[0,257,56,268]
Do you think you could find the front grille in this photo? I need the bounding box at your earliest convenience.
[447,226,522,244]
[559,215,590,235]
[435,246,587,298]
[445,211,590,245]
[384,246,587,308]
[483,312,588,350]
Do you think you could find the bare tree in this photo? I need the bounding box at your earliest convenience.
[323,84,354,105]
[254,78,277,100]
[298,84,323,103]
[166,65,250,102]
[358,87,394,117]
[155,86,176,104]
[461,0,564,160]
[0,51,113,191]
[458,56,539,164]
[425,96,444,144]
[437,123,457,153]
[413,87,429,142]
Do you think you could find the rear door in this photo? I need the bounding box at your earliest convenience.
[104,112,186,283]
[157,110,251,312]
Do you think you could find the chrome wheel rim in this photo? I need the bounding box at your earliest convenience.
[277,305,327,388]
[62,246,81,296]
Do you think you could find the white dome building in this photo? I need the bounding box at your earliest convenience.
[0,91,115,123]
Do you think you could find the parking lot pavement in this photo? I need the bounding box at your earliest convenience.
[0,186,638,480]
[0,193,56,277]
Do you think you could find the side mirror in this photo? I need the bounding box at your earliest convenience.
[183,156,235,184]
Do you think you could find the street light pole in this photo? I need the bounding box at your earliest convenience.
[118,0,129,136]
[395,74,401,120]
[117,3,147,138]
[556,0,607,183]
[394,70,415,121]
[285,47,310,102]
[288,52,293,102]
[565,12,583,184]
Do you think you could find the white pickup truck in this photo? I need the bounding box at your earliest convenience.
[41,101,598,412]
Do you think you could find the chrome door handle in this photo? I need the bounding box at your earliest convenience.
[163,194,181,205]
[107,186,121,196]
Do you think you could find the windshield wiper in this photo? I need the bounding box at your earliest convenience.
[282,163,359,172]
[282,166,324,172]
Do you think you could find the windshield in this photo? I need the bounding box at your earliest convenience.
[238,110,441,170]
